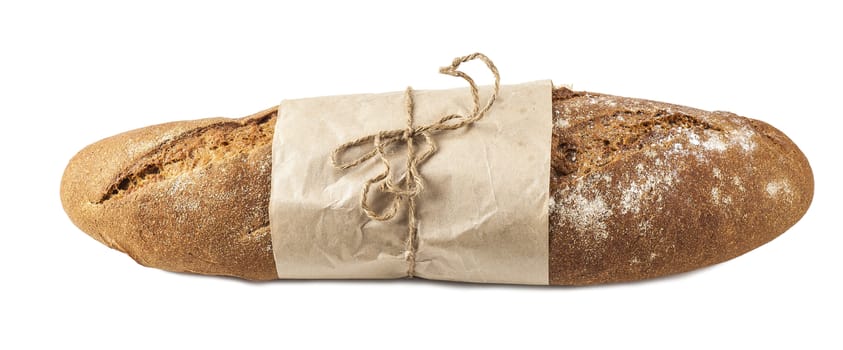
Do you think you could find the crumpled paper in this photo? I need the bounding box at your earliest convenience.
[270,80,551,284]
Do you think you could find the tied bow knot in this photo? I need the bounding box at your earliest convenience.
[330,53,500,277]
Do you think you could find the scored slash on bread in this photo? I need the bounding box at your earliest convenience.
[60,88,813,284]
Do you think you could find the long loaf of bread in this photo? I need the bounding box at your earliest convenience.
[60,87,813,284]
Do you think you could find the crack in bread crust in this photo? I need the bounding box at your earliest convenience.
[553,108,723,179]
[97,112,276,203]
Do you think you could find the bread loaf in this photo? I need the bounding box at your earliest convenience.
[59,87,813,284]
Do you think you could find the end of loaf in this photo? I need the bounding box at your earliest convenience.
[548,92,814,285]
[60,109,279,280]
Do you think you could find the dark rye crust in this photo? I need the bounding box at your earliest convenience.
[60,88,813,284]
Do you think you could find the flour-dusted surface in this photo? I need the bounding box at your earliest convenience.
[548,89,813,284]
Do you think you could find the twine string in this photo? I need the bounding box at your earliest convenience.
[330,53,500,277]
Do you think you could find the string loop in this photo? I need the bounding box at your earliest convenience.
[330,53,500,277]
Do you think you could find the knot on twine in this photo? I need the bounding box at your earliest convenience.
[330,53,501,278]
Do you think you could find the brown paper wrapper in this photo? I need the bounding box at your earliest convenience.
[270,80,552,284]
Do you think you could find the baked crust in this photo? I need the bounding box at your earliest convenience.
[60,89,813,284]
[61,108,278,280]
[548,90,813,284]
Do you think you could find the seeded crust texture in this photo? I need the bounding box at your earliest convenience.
[60,88,813,284]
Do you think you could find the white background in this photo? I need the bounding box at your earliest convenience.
[1,1,839,349]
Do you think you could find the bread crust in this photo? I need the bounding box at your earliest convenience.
[60,89,813,284]
[61,108,278,280]
[548,90,813,284]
